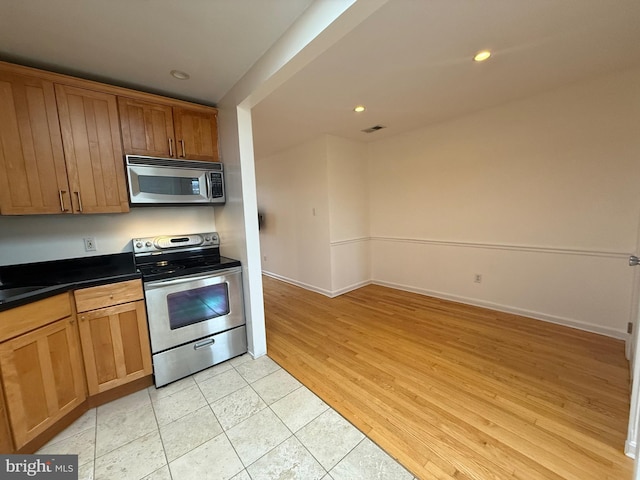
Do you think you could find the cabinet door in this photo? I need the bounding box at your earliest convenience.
[78,300,152,395]
[173,107,219,162]
[118,97,175,158]
[0,317,86,449]
[0,381,14,453]
[55,85,129,214]
[0,71,71,215]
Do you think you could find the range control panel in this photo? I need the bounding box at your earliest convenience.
[133,232,219,255]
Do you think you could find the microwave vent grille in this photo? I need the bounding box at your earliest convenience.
[126,155,223,171]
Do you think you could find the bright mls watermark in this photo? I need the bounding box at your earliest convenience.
[0,455,78,479]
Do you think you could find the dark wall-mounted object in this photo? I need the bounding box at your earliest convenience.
[258,211,265,231]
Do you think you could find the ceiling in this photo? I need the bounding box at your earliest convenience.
[0,0,313,104]
[1,0,639,158]
[252,0,640,157]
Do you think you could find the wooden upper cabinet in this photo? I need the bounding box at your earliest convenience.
[0,71,71,215]
[55,85,129,214]
[0,61,223,216]
[173,107,219,162]
[118,97,175,158]
[118,96,219,162]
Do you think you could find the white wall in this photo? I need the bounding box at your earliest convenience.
[327,135,370,294]
[257,136,332,293]
[215,0,386,357]
[255,67,640,339]
[0,207,216,265]
[256,134,371,296]
[369,67,640,338]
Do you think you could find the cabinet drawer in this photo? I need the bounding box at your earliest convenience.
[74,280,143,313]
[0,294,72,343]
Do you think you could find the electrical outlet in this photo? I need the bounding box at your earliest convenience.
[263,255,267,262]
[84,237,97,252]
[474,274,482,283]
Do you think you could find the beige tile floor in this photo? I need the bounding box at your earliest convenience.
[39,354,416,480]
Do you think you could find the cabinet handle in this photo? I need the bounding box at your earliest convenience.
[179,139,186,158]
[168,138,174,157]
[75,192,83,212]
[59,190,68,212]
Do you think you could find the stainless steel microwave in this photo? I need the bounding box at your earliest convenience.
[126,155,225,206]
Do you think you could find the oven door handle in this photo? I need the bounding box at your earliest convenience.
[143,268,240,288]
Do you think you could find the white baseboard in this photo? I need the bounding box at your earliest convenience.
[246,349,261,360]
[331,280,372,297]
[262,271,372,298]
[372,279,628,340]
[262,271,334,297]
[625,439,636,458]
[260,272,627,340]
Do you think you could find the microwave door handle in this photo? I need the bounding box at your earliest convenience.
[205,173,212,200]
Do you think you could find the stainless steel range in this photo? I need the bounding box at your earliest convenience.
[133,232,247,387]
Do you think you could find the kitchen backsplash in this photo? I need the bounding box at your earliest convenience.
[0,207,216,266]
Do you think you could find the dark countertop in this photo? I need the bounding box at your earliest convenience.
[0,253,140,312]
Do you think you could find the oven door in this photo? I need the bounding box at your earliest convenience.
[143,267,245,353]
[127,164,210,204]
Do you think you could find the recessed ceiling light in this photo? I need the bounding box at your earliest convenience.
[473,50,491,62]
[353,105,366,113]
[170,69,190,80]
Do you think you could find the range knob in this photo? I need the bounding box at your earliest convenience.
[135,242,143,248]
[204,236,211,242]
[145,241,153,247]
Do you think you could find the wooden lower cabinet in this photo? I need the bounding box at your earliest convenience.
[78,300,152,395]
[0,280,152,451]
[75,280,152,395]
[0,381,13,453]
[0,317,86,449]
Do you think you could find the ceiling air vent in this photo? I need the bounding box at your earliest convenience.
[361,125,386,134]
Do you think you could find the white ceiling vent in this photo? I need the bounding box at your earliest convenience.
[361,125,386,134]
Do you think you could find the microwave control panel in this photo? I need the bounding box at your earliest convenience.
[211,172,224,199]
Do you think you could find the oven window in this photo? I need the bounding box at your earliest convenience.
[166,283,230,329]
[138,175,201,195]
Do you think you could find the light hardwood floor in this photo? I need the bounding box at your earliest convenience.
[263,276,633,480]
